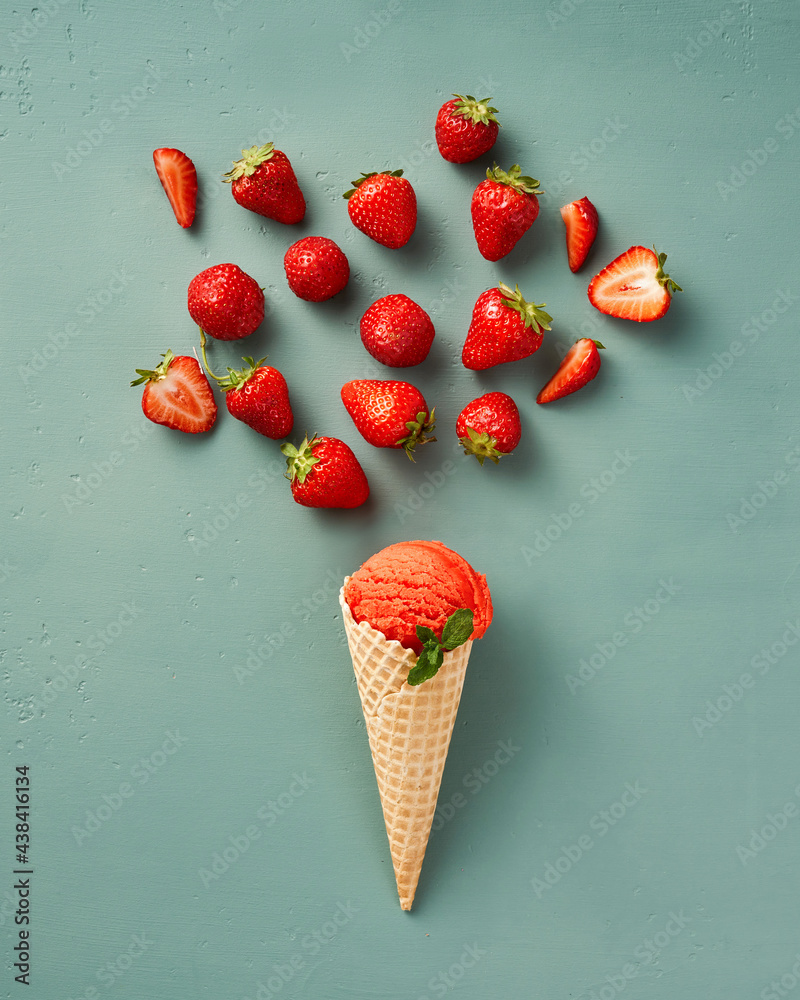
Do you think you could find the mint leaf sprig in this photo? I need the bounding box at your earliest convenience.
[407,608,474,687]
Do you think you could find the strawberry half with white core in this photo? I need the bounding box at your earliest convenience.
[588,246,682,322]
[560,196,598,272]
[435,94,500,163]
[537,339,604,404]
[457,392,521,465]
[132,351,217,433]
[153,148,197,228]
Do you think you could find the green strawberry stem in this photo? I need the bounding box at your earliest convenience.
[452,94,500,126]
[460,426,504,466]
[407,608,474,686]
[131,350,174,387]
[653,248,683,295]
[280,435,321,484]
[398,408,436,462]
[199,330,264,393]
[223,143,275,183]
[486,163,542,195]
[343,169,403,199]
[498,282,552,334]
[198,329,225,385]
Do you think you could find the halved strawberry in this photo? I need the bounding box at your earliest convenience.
[588,246,682,322]
[132,351,217,432]
[560,196,598,272]
[537,339,604,404]
[153,148,197,228]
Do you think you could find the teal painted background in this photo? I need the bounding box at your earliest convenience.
[3,0,800,996]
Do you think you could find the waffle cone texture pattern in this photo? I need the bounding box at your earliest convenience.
[340,582,472,910]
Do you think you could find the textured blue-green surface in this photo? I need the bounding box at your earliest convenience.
[3,0,800,997]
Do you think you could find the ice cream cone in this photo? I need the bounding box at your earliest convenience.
[340,582,472,910]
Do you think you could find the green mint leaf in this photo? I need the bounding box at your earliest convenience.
[441,608,474,650]
[416,624,438,645]
[408,647,440,686]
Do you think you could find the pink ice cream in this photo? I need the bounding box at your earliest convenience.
[343,540,493,654]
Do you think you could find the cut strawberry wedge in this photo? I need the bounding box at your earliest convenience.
[588,245,682,322]
[560,196,598,272]
[537,338,604,404]
[132,351,217,433]
[153,148,197,228]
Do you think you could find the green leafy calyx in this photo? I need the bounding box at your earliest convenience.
[653,247,683,296]
[407,608,474,686]
[498,282,552,334]
[280,435,321,485]
[397,408,436,462]
[451,94,500,127]
[217,356,266,392]
[486,163,542,195]
[223,143,275,183]
[460,426,504,466]
[131,350,175,387]
[343,169,403,199]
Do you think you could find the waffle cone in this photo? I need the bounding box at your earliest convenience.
[340,582,472,910]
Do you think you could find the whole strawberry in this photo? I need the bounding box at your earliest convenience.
[344,170,416,249]
[457,392,521,465]
[223,143,305,224]
[281,436,369,509]
[435,94,500,163]
[131,350,217,434]
[284,237,349,302]
[471,164,543,261]
[462,283,551,371]
[188,264,264,341]
[341,380,435,460]
[360,294,435,367]
[216,356,293,438]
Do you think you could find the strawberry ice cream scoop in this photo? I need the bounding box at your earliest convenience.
[343,540,492,654]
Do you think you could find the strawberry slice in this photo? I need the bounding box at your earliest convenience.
[560,196,598,272]
[588,246,682,322]
[537,339,604,404]
[132,351,217,433]
[153,148,197,228]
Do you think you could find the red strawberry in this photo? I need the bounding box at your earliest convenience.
[457,392,521,465]
[471,164,543,261]
[435,94,500,163]
[343,170,416,249]
[210,355,293,439]
[588,246,682,322]
[537,339,604,404]
[281,436,369,509]
[153,148,197,228]
[223,143,305,224]
[560,196,598,273]
[188,263,264,341]
[284,237,349,302]
[462,283,551,371]
[131,350,217,434]
[360,294,435,367]
[341,380,435,460]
